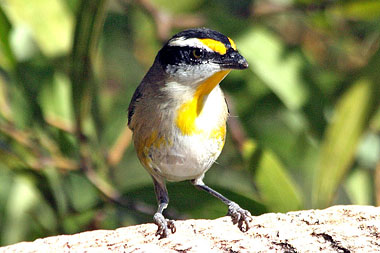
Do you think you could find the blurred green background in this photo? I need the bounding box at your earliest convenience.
[1,0,380,246]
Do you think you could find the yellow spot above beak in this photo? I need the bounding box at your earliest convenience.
[199,38,227,55]
[228,37,237,50]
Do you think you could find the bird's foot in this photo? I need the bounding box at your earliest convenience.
[227,202,252,232]
[153,212,176,239]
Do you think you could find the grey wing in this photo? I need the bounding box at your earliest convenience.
[127,84,144,129]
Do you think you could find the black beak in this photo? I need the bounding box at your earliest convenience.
[219,50,249,70]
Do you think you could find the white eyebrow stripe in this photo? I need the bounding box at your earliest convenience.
[167,37,213,52]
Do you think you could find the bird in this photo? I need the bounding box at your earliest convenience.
[127,27,252,238]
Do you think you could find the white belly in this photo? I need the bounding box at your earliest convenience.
[149,131,225,181]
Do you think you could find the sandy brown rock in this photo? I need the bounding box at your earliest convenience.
[1,205,380,252]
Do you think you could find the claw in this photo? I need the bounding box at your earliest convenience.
[167,219,176,233]
[153,213,176,239]
[227,202,252,232]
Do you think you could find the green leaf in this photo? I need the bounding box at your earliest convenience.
[0,167,13,226]
[313,79,374,208]
[371,108,380,132]
[65,173,99,212]
[237,27,309,110]
[0,5,16,69]
[247,140,303,212]
[43,167,69,217]
[150,0,204,13]
[345,168,373,205]
[331,1,380,21]
[70,0,107,133]
[0,143,27,169]
[357,132,380,169]
[2,175,57,245]
[1,176,37,245]
[38,72,74,131]
[2,0,73,57]
[62,209,96,234]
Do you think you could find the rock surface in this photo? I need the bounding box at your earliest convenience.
[1,205,380,252]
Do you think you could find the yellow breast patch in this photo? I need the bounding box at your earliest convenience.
[175,70,230,136]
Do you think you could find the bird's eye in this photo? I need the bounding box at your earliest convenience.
[191,48,203,59]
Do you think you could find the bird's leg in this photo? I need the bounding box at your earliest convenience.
[191,178,252,232]
[152,176,176,239]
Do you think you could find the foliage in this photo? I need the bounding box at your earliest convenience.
[0,0,380,246]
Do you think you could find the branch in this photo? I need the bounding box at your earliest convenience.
[2,205,379,252]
